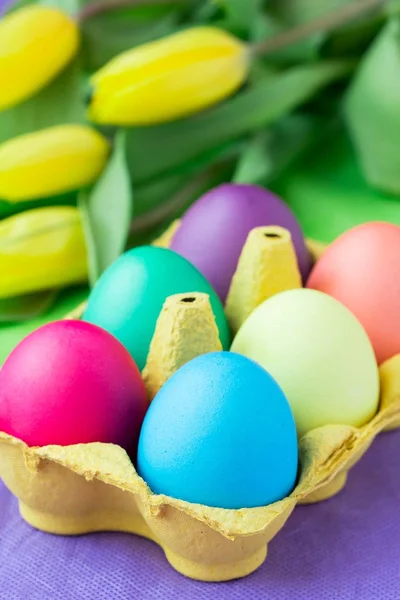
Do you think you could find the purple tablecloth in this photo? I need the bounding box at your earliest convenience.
[1,430,399,599]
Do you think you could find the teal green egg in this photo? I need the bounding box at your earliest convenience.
[83,246,230,370]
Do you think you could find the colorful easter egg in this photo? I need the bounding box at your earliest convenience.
[231,289,379,437]
[84,246,230,370]
[138,352,298,509]
[307,222,400,364]
[0,320,147,449]
[170,183,311,301]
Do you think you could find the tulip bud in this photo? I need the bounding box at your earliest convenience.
[0,207,88,298]
[88,27,249,125]
[0,6,79,111]
[0,125,109,202]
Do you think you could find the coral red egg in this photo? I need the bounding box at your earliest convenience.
[307,222,400,364]
[0,320,148,449]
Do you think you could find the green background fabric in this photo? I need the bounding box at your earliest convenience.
[274,127,400,242]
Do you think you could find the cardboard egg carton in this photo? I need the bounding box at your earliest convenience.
[1,222,400,582]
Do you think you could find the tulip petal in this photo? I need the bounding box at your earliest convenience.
[0,6,79,111]
[0,207,88,298]
[89,27,249,125]
[0,125,109,202]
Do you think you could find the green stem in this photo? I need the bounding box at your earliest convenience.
[251,0,388,57]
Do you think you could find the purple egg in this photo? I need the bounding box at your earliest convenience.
[170,183,311,301]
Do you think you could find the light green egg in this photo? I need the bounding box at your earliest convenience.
[231,289,380,437]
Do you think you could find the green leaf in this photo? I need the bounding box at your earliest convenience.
[126,60,352,184]
[344,19,400,195]
[40,0,81,16]
[79,131,133,286]
[321,12,383,58]
[233,113,329,185]
[268,0,349,26]
[81,4,182,71]
[249,11,289,50]
[273,123,400,243]
[134,173,193,217]
[190,0,222,23]
[0,59,86,145]
[219,0,264,36]
[128,159,235,247]
[133,140,241,217]
[159,138,244,180]
[262,0,374,63]
[234,133,271,185]
[0,290,58,323]
[248,60,279,85]
[0,286,88,365]
[0,192,78,220]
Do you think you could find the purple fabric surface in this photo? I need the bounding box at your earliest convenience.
[1,431,400,599]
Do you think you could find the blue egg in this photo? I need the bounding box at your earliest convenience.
[137,352,298,509]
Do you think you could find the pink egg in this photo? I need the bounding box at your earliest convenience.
[0,320,148,449]
[307,222,400,364]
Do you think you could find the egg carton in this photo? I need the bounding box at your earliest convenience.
[1,222,400,582]
[154,220,400,439]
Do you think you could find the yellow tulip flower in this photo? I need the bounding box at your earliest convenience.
[0,125,109,202]
[0,5,79,111]
[88,27,249,125]
[0,207,88,298]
